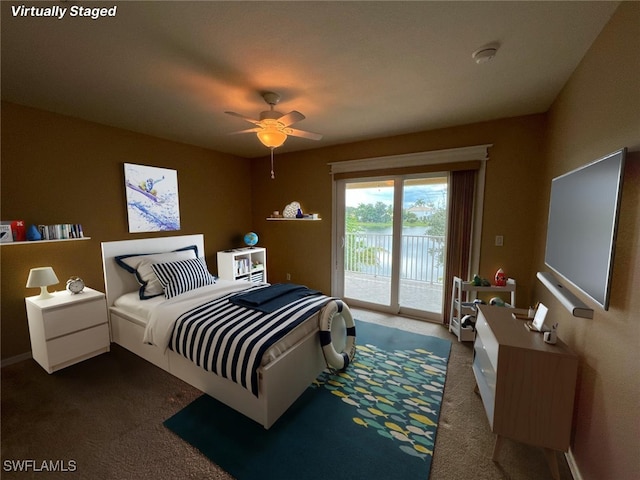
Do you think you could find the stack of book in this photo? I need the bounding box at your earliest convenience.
[38,224,84,240]
[234,258,251,275]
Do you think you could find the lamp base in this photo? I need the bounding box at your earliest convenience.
[36,286,54,300]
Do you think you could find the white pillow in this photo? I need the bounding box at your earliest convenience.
[116,247,197,299]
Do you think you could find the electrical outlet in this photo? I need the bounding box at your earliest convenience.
[495,235,504,247]
[286,273,291,281]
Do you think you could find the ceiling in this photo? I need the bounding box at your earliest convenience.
[1,1,619,158]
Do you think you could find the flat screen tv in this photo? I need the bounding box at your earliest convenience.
[544,148,626,311]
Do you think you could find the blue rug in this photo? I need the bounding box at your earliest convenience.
[164,321,451,480]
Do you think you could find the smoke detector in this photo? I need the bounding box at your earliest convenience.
[472,44,499,64]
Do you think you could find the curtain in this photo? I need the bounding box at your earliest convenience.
[443,169,476,325]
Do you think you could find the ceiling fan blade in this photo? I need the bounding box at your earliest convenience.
[286,128,323,141]
[228,127,261,135]
[225,111,260,125]
[278,110,305,127]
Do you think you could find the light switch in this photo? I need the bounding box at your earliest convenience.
[495,235,504,246]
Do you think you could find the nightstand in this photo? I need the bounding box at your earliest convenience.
[25,287,110,373]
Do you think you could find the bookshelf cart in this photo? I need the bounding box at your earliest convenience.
[449,276,516,342]
[217,247,266,283]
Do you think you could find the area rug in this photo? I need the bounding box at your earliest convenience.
[163,321,451,480]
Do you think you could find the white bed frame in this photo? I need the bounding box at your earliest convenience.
[101,234,326,429]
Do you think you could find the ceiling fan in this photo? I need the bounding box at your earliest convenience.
[225,91,322,147]
[225,92,323,179]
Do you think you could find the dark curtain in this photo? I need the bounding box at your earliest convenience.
[443,170,476,325]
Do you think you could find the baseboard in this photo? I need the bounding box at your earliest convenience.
[565,448,583,480]
[1,352,32,368]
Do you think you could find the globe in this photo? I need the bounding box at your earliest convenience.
[244,232,258,247]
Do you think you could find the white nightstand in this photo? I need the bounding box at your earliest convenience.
[25,287,110,373]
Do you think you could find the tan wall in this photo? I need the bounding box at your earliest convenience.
[251,114,546,306]
[2,5,637,477]
[1,102,252,359]
[532,3,640,479]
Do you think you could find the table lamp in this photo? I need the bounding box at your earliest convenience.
[26,267,59,299]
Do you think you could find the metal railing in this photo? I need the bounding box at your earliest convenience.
[344,233,445,285]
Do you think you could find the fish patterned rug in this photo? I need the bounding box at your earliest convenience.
[164,321,451,480]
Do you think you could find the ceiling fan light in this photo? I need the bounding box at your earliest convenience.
[257,128,287,148]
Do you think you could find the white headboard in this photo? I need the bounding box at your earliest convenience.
[101,234,205,307]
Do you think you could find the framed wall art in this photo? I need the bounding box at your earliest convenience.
[0,223,13,243]
[124,163,181,233]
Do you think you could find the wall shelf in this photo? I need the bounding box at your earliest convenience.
[266,218,321,221]
[0,237,91,246]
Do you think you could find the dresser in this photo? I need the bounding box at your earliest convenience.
[472,305,578,480]
[25,288,110,373]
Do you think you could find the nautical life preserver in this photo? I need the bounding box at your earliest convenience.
[319,299,356,371]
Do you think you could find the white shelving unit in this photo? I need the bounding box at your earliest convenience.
[217,247,267,283]
[449,276,516,342]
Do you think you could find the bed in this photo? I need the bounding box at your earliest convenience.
[101,234,343,429]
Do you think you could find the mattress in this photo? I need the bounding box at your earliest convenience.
[113,284,320,367]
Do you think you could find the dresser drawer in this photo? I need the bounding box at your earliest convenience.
[46,323,110,367]
[476,313,499,372]
[43,298,108,340]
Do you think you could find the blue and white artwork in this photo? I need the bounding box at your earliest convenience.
[124,163,180,233]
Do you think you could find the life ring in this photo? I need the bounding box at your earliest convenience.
[319,299,356,371]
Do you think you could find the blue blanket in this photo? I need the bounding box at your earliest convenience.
[229,283,322,313]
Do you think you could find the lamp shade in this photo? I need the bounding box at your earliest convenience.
[257,127,287,148]
[26,267,59,299]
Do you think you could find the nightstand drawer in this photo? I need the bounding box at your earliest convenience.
[47,323,110,367]
[43,298,107,340]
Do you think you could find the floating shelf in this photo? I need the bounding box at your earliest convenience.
[266,218,321,221]
[0,237,91,246]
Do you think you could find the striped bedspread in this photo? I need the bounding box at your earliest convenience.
[169,286,332,396]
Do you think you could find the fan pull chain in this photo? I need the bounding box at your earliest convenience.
[270,148,275,179]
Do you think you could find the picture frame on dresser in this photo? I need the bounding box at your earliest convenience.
[0,223,13,243]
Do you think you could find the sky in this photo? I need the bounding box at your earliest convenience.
[346,183,447,209]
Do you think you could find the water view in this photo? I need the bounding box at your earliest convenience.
[342,176,448,315]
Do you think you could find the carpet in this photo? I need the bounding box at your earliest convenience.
[163,321,451,480]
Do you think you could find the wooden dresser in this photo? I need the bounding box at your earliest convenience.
[472,305,578,479]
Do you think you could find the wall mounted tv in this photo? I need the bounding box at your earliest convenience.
[544,148,626,311]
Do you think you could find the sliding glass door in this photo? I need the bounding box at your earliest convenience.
[335,174,448,321]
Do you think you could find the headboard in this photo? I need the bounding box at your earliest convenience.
[101,234,205,307]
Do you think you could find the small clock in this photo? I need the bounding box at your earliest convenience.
[66,276,85,294]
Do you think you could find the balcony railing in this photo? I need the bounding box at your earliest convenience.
[344,232,445,285]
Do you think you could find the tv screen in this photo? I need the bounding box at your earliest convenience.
[544,148,626,311]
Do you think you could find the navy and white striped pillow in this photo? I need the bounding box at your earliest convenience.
[151,257,216,299]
